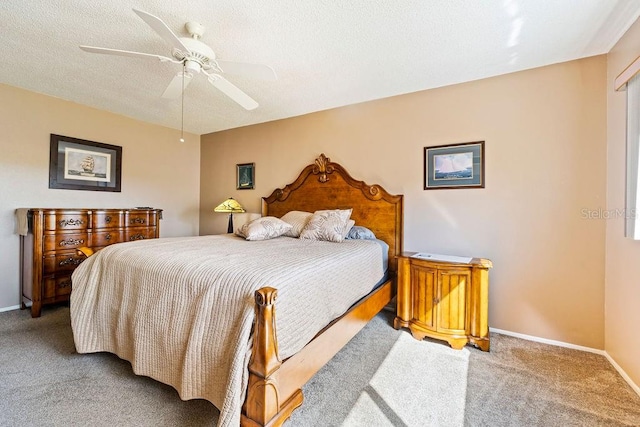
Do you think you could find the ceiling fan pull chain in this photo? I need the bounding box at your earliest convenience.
[180,63,185,143]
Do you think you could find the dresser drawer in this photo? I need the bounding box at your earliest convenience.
[44,212,89,231]
[43,276,72,299]
[92,211,123,229]
[92,230,123,247]
[125,227,157,241]
[125,211,157,227]
[43,253,87,275]
[43,232,88,252]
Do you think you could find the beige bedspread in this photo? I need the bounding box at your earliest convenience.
[70,234,384,426]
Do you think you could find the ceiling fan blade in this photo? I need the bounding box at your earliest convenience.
[80,45,174,62]
[162,72,193,99]
[207,74,259,110]
[216,60,277,81]
[132,9,190,54]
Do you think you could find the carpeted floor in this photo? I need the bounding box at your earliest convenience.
[1,305,639,426]
[463,333,640,426]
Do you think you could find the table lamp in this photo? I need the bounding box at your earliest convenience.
[214,197,246,233]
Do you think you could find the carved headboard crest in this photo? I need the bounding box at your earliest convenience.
[312,153,334,183]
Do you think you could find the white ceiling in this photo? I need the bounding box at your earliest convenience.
[1,1,639,135]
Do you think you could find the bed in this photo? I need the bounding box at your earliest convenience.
[70,153,404,427]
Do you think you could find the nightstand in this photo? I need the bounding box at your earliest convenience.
[393,252,492,351]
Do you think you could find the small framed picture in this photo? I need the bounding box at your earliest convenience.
[49,134,122,192]
[424,141,485,190]
[236,163,255,190]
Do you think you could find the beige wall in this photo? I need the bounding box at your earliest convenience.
[605,18,640,386]
[0,84,201,310]
[201,56,608,349]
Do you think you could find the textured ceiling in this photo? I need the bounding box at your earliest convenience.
[1,1,639,135]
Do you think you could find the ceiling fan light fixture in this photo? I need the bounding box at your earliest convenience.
[184,60,201,74]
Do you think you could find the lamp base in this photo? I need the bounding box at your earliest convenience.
[227,214,234,233]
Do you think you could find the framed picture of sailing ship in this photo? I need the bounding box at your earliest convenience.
[49,134,122,192]
[236,162,255,190]
[424,141,484,190]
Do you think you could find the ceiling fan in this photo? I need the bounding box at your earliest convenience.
[80,8,277,110]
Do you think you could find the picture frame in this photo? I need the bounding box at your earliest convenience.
[236,162,255,190]
[424,141,485,190]
[49,134,122,192]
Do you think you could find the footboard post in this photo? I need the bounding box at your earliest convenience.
[241,287,303,427]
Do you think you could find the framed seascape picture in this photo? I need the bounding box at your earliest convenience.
[424,141,485,190]
[49,134,122,192]
[236,162,255,190]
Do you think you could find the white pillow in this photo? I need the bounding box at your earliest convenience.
[300,209,353,243]
[343,219,356,238]
[280,210,313,237]
[236,216,293,241]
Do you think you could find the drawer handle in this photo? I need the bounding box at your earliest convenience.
[59,257,83,267]
[59,219,84,227]
[105,216,112,223]
[105,234,112,241]
[59,238,84,247]
[130,218,146,224]
[58,280,72,288]
[129,234,145,241]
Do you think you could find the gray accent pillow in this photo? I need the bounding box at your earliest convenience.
[346,225,377,240]
[342,219,356,239]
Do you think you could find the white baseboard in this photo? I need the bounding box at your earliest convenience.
[490,327,640,397]
[489,327,605,354]
[0,304,21,313]
[604,351,640,397]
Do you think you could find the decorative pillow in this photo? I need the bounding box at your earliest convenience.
[236,216,293,241]
[300,209,353,243]
[346,225,377,240]
[342,219,356,239]
[280,210,313,237]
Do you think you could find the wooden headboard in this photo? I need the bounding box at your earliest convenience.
[262,154,404,272]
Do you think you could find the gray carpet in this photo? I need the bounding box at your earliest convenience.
[1,305,639,426]
[339,334,469,426]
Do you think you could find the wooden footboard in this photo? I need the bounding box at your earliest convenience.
[241,280,395,426]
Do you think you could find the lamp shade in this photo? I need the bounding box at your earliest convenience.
[214,198,246,213]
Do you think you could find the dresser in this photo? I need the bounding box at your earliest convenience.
[19,208,162,317]
[393,252,492,351]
